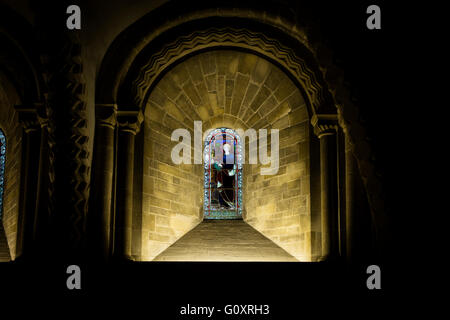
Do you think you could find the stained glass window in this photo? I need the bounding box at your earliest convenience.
[0,129,5,220]
[204,128,242,219]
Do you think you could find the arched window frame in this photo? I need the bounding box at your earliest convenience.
[203,128,243,219]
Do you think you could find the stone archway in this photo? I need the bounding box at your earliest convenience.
[92,0,387,262]
[140,49,314,261]
[0,6,47,261]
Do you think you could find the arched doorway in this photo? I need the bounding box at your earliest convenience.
[204,128,243,219]
[92,1,378,262]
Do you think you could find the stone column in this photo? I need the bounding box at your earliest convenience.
[114,110,143,260]
[15,106,41,259]
[344,131,357,262]
[37,2,91,258]
[312,114,339,261]
[90,104,117,259]
[32,105,49,249]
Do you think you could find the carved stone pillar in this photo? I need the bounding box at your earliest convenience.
[90,104,117,259]
[312,114,339,260]
[33,106,49,250]
[15,105,41,259]
[114,110,143,260]
[344,132,357,262]
[37,1,91,259]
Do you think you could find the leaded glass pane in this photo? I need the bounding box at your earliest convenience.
[204,128,242,219]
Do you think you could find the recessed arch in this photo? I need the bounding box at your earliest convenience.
[0,9,43,258]
[93,0,388,262]
[141,48,313,260]
[0,69,24,261]
[137,44,316,119]
[129,25,333,116]
[96,1,336,116]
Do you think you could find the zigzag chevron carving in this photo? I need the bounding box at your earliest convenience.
[132,27,327,113]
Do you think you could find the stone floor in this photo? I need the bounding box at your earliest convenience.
[153,220,298,262]
[0,224,11,262]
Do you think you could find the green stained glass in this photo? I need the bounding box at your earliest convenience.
[204,128,243,219]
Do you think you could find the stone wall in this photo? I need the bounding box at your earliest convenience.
[244,121,312,261]
[0,72,23,260]
[141,117,203,260]
[141,49,313,261]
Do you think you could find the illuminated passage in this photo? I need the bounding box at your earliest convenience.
[204,128,242,219]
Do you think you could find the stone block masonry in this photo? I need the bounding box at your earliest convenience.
[141,50,312,261]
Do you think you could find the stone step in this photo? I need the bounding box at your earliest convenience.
[154,220,297,262]
[0,223,11,262]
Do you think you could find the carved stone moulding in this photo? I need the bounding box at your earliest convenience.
[311,114,338,138]
[95,104,118,129]
[131,27,331,116]
[117,109,144,135]
[14,103,48,132]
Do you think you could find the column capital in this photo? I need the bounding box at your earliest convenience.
[311,114,338,138]
[36,103,49,128]
[14,104,42,133]
[117,109,144,135]
[96,104,118,129]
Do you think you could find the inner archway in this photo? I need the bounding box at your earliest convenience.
[204,128,243,219]
[141,49,314,261]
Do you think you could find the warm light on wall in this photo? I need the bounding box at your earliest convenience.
[140,50,313,262]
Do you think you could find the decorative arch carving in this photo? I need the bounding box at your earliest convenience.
[131,27,331,116]
[96,0,389,255]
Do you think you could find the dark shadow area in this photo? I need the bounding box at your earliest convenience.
[1,260,395,317]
